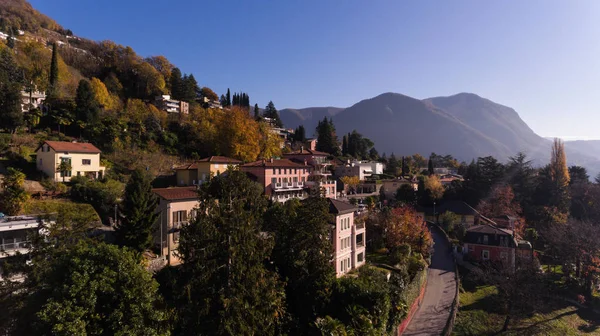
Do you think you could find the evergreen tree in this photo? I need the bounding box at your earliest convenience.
[428,155,435,175]
[181,74,198,102]
[401,156,408,175]
[385,153,400,176]
[254,103,260,119]
[264,100,283,127]
[267,198,336,334]
[342,134,348,155]
[295,125,306,143]
[169,67,183,100]
[369,147,379,161]
[48,42,59,98]
[0,48,24,132]
[315,117,340,155]
[115,169,159,252]
[226,88,231,107]
[75,79,100,125]
[6,28,14,49]
[176,169,286,334]
[219,94,227,107]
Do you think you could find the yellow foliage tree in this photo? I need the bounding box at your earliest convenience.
[424,175,444,200]
[216,106,260,162]
[550,138,570,187]
[258,122,282,159]
[90,77,121,111]
[340,176,360,192]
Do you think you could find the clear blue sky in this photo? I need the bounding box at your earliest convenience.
[30,0,600,139]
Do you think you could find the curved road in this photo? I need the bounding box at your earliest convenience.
[404,225,457,336]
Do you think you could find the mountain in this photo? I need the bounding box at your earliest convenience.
[279,107,344,135]
[331,92,513,161]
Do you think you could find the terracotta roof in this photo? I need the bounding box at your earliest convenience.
[174,162,199,170]
[197,156,242,164]
[241,159,306,168]
[284,148,330,156]
[40,141,101,154]
[153,187,198,201]
[467,224,513,236]
[328,198,357,215]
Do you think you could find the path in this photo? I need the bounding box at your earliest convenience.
[404,225,457,336]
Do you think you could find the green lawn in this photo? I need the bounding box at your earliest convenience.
[453,283,600,336]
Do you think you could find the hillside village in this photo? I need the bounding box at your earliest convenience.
[1,1,600,335]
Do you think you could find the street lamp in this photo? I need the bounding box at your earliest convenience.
[114,204,118,227]
[433,201,436,224]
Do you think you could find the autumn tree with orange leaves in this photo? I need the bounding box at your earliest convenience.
[384,206,433,257]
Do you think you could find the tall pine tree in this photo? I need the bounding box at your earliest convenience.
[316,117,340,155]
[342,134,348,155]
[254,103,260,119]
[115,169,159,252]
[170,68,183,100]
[226,88,231,107]
[176,169,286,334]
[428,155,435,176]
[264,101,283,127]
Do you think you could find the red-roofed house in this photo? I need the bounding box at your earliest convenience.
[240,158,311,202]
[35,141,105,182]
[463,223,532,267]
[174,156,242,186]
[284,147,337,198]
[153,186,200,266]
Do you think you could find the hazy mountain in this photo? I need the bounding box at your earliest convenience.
[331,92,513,161]
[280,107,344,135]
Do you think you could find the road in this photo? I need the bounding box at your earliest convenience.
[404,225,457,336]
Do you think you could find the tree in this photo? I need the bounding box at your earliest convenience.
[263,100,283,127]
[226,88,231,107]
[384,206,432,256]
[369,147,379,161]
[11,242,169,335]
[340,176,360,194]
[0,48,24,132]
[395,183,416,205]
[550,138,570,186]
[0,167,29,215]
[169,67,183,100]
[47,42,59,98]
[346,130,374,159]
[315,117,339,155]
[175,169,286,334]
[342,134,348,156]
[115,169,159,252]
[477,184,521,218]
[569,166,589,185]
[401,156,408,176]
[181,74,198,102]
[75,79,100,126]
[6,28,14,49]
[385,153,400,176]
[428,156,434,175]
[294,125,306,143]
[258,121,283,159]
[253,103,260,119]
[145,55,173,83]
[57,159,72,183]
[267,198,336,334]
[200,87,219,101]
[90,77,120,111]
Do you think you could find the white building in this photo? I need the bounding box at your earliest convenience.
[335,160,385,180]
[0,216,47,258]
[21,89,46,112]
[155,95,189,114]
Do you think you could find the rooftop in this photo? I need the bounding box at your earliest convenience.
[284,148,330,156]
[241,159,306,168]
[438,200,479,216]
[467,224,513,236]
[197,156,242,164]
[39,141,101,154]
[328,198,357,215]
[153,187,198,201]
[174,162,199,170]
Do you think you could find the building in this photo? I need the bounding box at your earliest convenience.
[329,199,366,277]
[199,96,223,109]
[380,177,419,199]
[334,160,385,181]
[240,159,311,202]
[175,156,242,186]
[21,89,46,112]
[437,200,493,227]
[283,148,337,199]
[0,215,45,258]
[305,138,317,151]
[439,174,464,186]
[155,95,189,114]
[36,141,105,182]
[463,223,532,267]
[418,167,458,175]
[153,187,200,266]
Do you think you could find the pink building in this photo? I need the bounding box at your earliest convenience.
[283,148,337,199]
[240,159,311,202]
[329,199,366,277]
[153,187,199,266]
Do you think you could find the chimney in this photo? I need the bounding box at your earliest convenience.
[270,158,274,163]
[300,146,304,153]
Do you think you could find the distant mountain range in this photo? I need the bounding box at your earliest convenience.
[280,92,600,178]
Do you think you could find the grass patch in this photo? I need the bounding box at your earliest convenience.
[22,199,98,218]
[453,282,600,336]
[367,251,392,265]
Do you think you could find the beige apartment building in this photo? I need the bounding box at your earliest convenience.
[175,156,242,186]
[35,141,105,182]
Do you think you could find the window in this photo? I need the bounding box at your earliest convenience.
[278,169,281,174]
[356,233,364,247]
[341,260,344,271]
[357,252,364,263]
[82,159,91,165]
[39,158,42,166]
[214,163,220,169]
[271,178,277,186]
[483,235,488,244]
[172,210,187,228]
[273,168,276,174]
[59,157,72,177]
[482,250,490,260]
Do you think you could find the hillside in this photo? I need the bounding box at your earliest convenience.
[280,107,344,135]
[0,0,63,33]
[331,92,513,161]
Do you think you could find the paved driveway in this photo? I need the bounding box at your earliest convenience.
[404,225,457,336]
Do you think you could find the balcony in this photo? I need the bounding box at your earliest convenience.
[356,240,365,248]
[274,182,304,190]
[355,221,365,230]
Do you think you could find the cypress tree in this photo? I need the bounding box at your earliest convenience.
[401,156,407,176]
[115,169,159,252]
[342,135,348,155]
[170,68,183,100]
[226,88,231,107]
[428,155,435,176]
[254,103,260,119]
[48,42,59,98]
